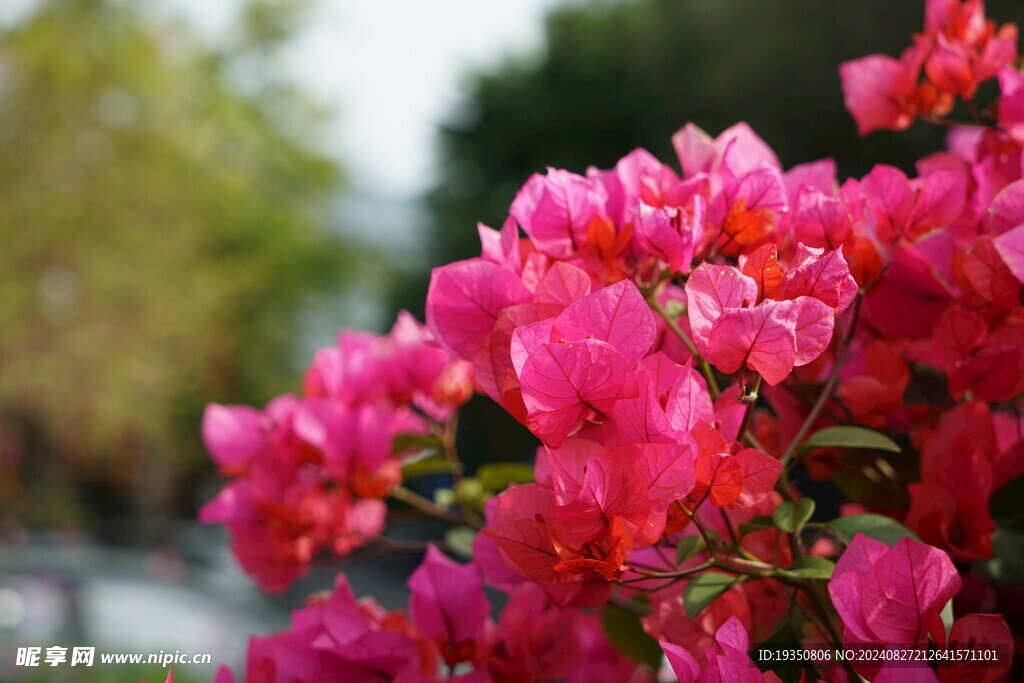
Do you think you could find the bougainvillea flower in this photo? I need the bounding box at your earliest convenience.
[686,259,841,385]
[790,187,855,251]
[408,545,492,666]
[993,222,1024,282]
[510,281,656,444]
[686,423,781,510]
[828,534,961,646]
[517,338,638,446]
[242,581,431,682]
[859,165,967,242]
[672,122,781,180]
[545,453,649,575]
[660,616,782,683]
[202,395,301,476]
[483,583,581,682]
[613,441,696,512]
[840,54,927,136]
[837,339,911,428]
[478,216,523,273]
[685,263,759,354]
[703,296,834,385]
[864,246,952,338]
[777,244,858,313]
[549,280,657,365]
[202,404,269,475]
[426,258,532,360]
[509,167,609,258]
[634,198,706,273]
[998,66,1024,143]
[923,0,1018,98]
[483,483,563,585]
[937,613,1013,682]
[987,177,1024,234]
[738,243,783,302]
[314,575,433,679]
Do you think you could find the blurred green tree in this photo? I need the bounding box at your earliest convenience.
[0,0,346,533]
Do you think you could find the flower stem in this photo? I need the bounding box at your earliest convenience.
[735,374,762,445]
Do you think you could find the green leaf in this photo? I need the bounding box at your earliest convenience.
[401,454,459,480]
[676,535,706,564]
[738,515,774,535]
[797,426,900,454]
[976,528,1024,585]
[683,571,743,618]
[455,478,488,509]
[988,474,1024,525]
[444,526,477,559]
[393,433,443,453]
[601,604,663,670]
[779,556,835,580]
[773,499,815,533]
[826,514,919,546]
[477,462,534,491]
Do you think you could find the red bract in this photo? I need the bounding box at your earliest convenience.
[829,534,961,646]
[426,259,532,361]
[408,545,492,666]
[686,423,780,509]
[509,167,609,259]
[840,49,950,136]
[509,280,657,444]
[237,575,435,682]
[634,198,706,274]
[661,617,782,683]
[937,613,1013,682]
[685,257,848,385]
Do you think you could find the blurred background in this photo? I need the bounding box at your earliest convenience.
[0,0,1018,680]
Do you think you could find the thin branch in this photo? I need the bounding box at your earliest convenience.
[610,593,652,616]
[621,560,715,580]
[778,295,863,469]
[647,295,721,397]
[801,582,845,649]
[391,485,472,527]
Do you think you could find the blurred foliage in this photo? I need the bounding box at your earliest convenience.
[0,0,347,532]
[427,0,1019,267]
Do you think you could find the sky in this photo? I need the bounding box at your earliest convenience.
[173,0,568,197]
[0,0,570,195]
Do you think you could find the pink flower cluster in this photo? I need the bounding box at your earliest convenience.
[200,313,472,591]
[841,0,1018,135]
[214,545,645,683]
